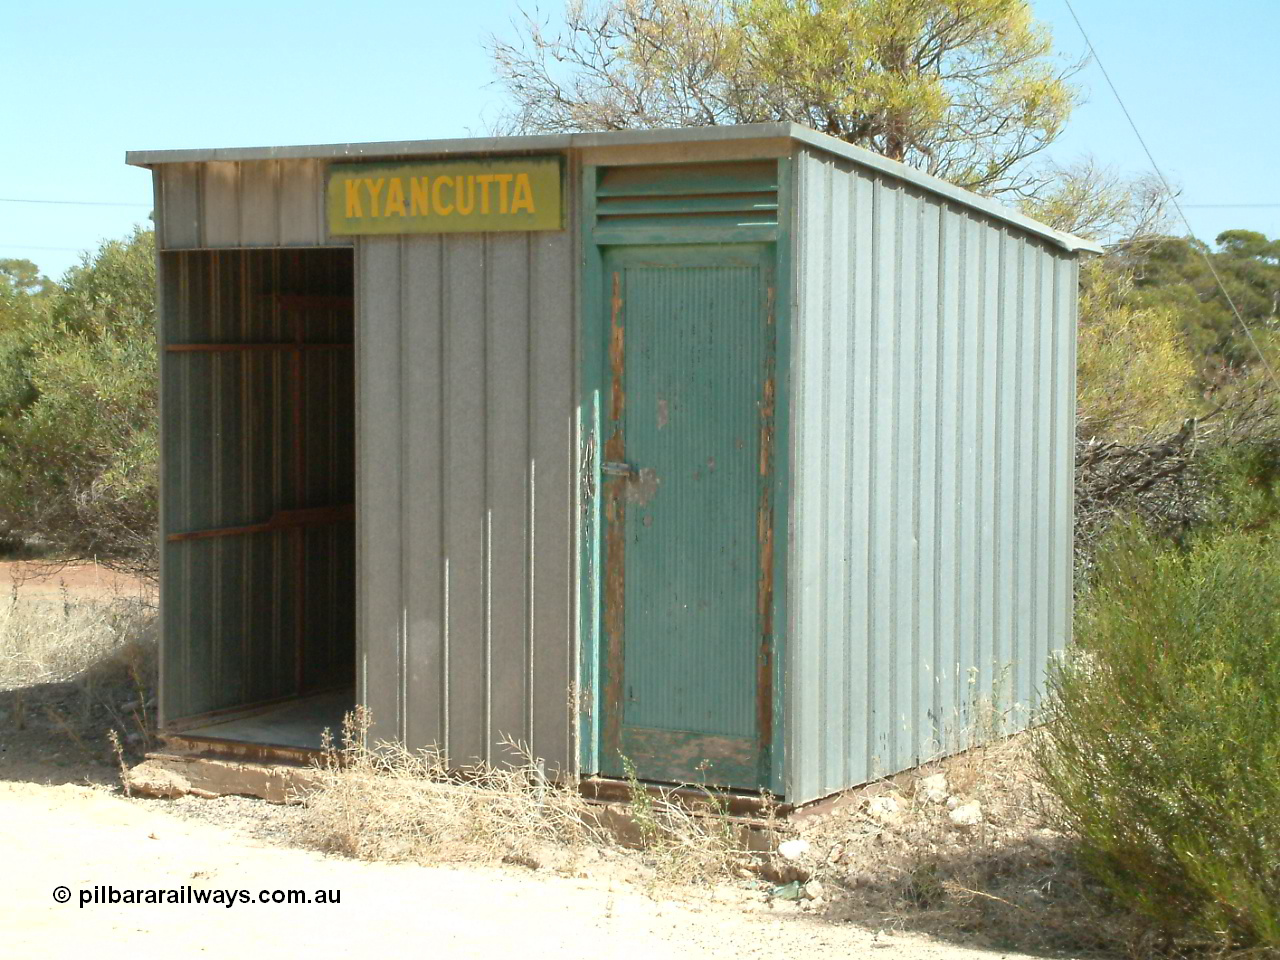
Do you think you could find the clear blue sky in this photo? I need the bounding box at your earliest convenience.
[4,0,1277,280]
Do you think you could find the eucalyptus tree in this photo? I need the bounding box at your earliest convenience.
[489,0,1080,198]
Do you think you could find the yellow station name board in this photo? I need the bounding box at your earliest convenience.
[327,157,562,235]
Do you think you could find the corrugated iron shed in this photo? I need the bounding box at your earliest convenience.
[129,123,1097,803]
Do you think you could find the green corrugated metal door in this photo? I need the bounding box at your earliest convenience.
[599,244,776,788]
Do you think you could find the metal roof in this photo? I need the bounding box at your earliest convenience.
[126,122,1102,255]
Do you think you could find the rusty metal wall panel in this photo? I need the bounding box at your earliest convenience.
[155,159,344,250]
[159,249,355,724]
[357,221,578,774]
[787,148,1078,803]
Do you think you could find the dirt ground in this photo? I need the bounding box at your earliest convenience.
[0,559,150,600]
[0,564,1096,958]
[0,778,1062,960]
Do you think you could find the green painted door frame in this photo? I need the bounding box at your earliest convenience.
[577,160,793,793]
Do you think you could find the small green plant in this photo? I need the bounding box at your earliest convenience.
[1037,515,1280,954]
[620,754,663,849]
[618,753,760,886]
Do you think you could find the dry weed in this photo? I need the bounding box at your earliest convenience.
[619,757,774,887]
[295,709,775,892]
[0,584,155,690]
[0,581,157,762]
[294,707,610,867]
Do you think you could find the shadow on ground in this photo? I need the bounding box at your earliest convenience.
[0,647,155,788]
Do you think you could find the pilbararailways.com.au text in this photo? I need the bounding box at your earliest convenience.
[57,885,341,908]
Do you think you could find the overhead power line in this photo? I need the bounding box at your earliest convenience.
[0,197,149,208]
[0,244,85,252]
[1182,203,1280,209]
[1061,0,1280,394]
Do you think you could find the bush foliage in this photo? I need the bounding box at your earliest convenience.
[1038,455,1280,953]
[0,229,157,572]
[1076,258,1198,440]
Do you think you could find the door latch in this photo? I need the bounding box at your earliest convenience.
[601,461,634,478]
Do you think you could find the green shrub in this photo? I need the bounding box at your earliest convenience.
[0,229,157,572]
[1038,511,1280,953]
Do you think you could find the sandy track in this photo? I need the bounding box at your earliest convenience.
[0,560,150,600]
[0,779,1039,960]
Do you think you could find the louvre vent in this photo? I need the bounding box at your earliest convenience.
[593,161,780,240]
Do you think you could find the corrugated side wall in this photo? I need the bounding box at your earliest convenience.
[787,147,1077,803]
[155,159,348,250]
[357,227,578,774]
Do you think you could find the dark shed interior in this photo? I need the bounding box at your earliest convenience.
[159,248,356,747]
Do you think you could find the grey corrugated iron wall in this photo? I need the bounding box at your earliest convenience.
[356,225,578,775]
[160,249,356,723]
[787,147,1076,803]
[155,159,349,250]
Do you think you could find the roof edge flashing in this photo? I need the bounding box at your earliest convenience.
[125,121,1101,256]
[123,123,793,168]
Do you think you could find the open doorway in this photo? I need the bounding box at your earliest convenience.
[158,248,355,752]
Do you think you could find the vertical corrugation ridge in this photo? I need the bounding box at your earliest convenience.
[1059,256,1078,661]
[526,234,537,758]
[1017,243,1036,715]
[841,171,859,791]
[1010,234,1026,713]
[397,235,408,742]
[989,231,1004,704]
[911,193,926,766]
[440,237,454,761]
[865,175,881,781]
[815,157,832,790]
[952,219,968,748]
[1048,258,1063,688]
[178,253,192,716]
[916,197,940,761]
[239,254,253,704]
[1029,249,1046,713]
[355,243,367,716]
[897,187,920,770]
[271,160,284,247]
[439,237,451,755]
[975,227,991,718]
[848,173,872,786]
[785,158,807,798]
[823,159,851,793]
[937,207,957,752]
[483,234,493,765]
[887,179,902,774]
[210,252,223,701]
